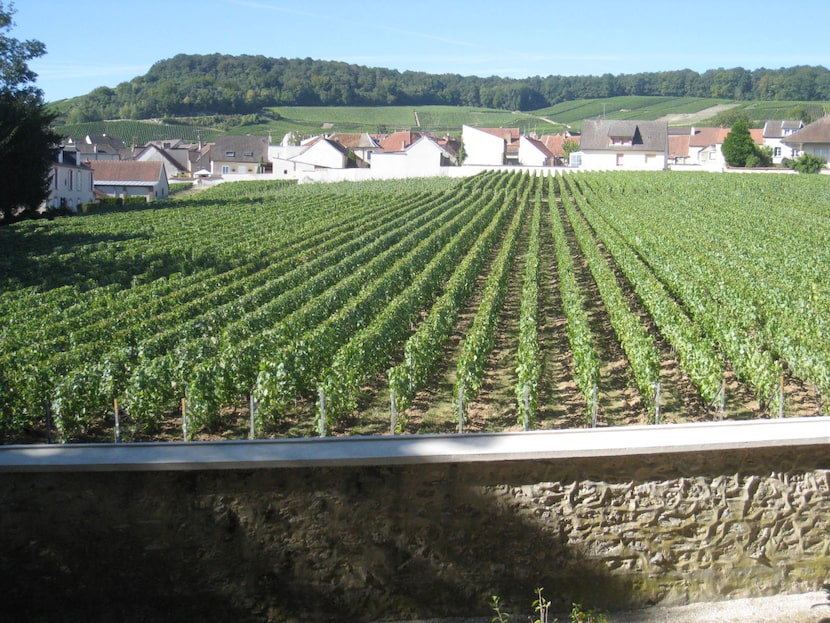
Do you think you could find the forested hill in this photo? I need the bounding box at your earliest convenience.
[59,53,830,123]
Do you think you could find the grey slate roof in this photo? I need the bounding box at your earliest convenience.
[211,135,269,163]
[781,116,830,145]
[580,120,668,152]
[763,120,803,138]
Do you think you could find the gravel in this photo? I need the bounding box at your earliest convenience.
[380,590,830,623]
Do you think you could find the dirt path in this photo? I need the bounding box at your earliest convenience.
[657,103,739,125]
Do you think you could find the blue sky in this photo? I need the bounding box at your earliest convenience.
[12,0,830,103]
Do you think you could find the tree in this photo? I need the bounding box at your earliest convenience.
[562,138,580,160]
[722,119,759,167]
[0,2,59,223]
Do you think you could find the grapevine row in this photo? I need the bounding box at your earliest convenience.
[560,174,661,406]
[454,176,530,421]
[574,178,725,405]
[386,184,519,420]
[547,175,600,419]
[515,181,542,428]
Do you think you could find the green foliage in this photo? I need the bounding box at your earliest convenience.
[788,152,827,174]
[53,52,830,122]
[532,587,552,623]
[570,602,608,623]
[489,595,510,623]
[0,2,45,96]
[0,4,59,222]
[516,180,542,428]
[722,119,760,167]
[3,172,830,440]
[54,119,215,144]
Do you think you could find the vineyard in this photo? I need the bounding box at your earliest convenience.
[1,171,828,443]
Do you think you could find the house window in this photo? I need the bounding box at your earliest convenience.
[774,147,782,157]
[221,165,230,175]
[243,151,254,157]
[569,153,581,167]
[616,153,624,166]
[225,151,235,158]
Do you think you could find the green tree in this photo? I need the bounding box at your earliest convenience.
[0,2,59,223]
[722,119,758,167]
[562,138,580,160]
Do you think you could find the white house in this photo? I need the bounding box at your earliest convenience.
[573,120,668,170]
[763,120,804,163]
[328,132,381,167]
[131,143,189,178]
[46,147,94,212]
[370,135,458,177]
[518,135,555,167]
[89,161,169,202]
[461,125,507,166]
[272,136,350,178]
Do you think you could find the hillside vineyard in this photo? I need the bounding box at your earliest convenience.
[1,171,828,443]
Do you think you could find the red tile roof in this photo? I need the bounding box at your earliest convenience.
[480,128,520,143]
[379,131,421,152]
[539,134,580,157]
[668,134,691,159]
[88,160,164,182]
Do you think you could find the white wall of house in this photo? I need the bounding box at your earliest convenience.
[765,137,801,163]
[518,136,549,167]
[461,125,505,166]
[290,139,348,170]
[367,152,408,177]
[577,150,667,171]
[47,164,94,211]
[270,157,316,178]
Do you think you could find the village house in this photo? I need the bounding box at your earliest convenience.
[668,126,765,169]
[377,130,422,154]
[271,136,350,177]
[573,120,668,170]
[461,125,521,166]
[328,133,381,167]
[369,135,458,177]
[46,146,94,212]
[782,116,830,163]
[210,135,270,176]
[88,160,169,202]
[130,143,189,177]
[518,135,556,167]
[538,133,580,166]
[763,120,804,163]
[65,134,125,162]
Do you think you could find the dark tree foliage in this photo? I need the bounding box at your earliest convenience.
[0,2,59,223]
[0,90,59,221]
[722,119,766,167]
[57,53,830,122]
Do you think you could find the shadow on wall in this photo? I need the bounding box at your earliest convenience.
[2,443,828,622]
[0,464,635,623]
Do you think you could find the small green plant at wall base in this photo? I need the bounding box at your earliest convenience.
[570,602,608,623]
[489,594,510,623]
[489,591,609,623]
[533,587,552,623]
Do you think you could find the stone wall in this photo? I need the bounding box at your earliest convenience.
[1,444,828,622]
